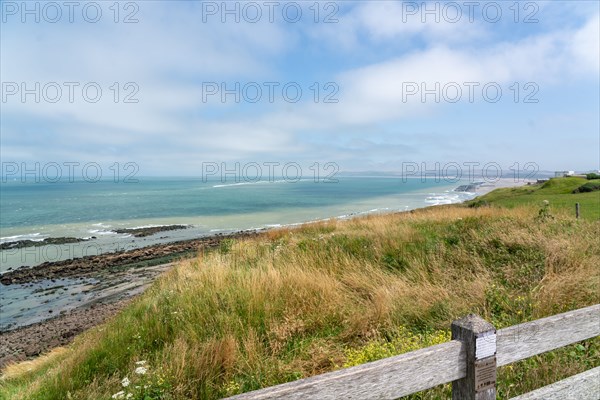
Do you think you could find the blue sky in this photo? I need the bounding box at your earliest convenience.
[1,1,599,176]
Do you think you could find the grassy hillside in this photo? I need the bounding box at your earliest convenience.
[469,177,600,220]
[1,183,599,399]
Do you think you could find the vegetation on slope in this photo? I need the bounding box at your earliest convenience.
[1,180,599,399]
[468,177,600,220]
[573,181,600,193]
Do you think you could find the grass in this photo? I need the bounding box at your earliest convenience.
[468,177,600,220]
[1,179,599,399]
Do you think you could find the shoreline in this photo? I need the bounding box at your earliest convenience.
[0,230,259,368]
[0,177,515,253]
[0,178,527,370]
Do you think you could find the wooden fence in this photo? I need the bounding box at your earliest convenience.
[225,304,600,400]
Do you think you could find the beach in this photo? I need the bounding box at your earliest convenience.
[0,178,527,369]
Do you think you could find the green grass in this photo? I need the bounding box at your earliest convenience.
[1,182,598,399]
[468,177,600,220]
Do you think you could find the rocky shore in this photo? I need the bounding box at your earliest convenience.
[112,224,189,237]
[0,230,260,369]
[0,298,133,367]
[0,237,89,251]
[0,230,256,285]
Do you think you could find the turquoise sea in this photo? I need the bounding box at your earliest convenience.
[0,175,480,330]
[0,176,476,272]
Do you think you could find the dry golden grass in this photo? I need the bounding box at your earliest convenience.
[2,204,598,399]
[0,347,68,381]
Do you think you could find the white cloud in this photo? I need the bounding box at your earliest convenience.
[1,2,598,172]
[353,1,486,43]
[570,13,600,73]
[0,2,293,160]
[324,13,600,125]
[310,0,489,52]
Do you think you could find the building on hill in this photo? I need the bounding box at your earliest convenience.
[554,170,575,177]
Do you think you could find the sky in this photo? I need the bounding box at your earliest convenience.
[1,0,599,177]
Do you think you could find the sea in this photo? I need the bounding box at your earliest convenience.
[0,176,479,271]
[0,176,479,330]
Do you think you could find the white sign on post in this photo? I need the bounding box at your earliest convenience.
[475,331,497,360]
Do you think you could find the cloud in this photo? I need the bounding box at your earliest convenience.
[1,2,294,162]
[324,14,600,125]
[570,13,600,73]
[1,3,598,172]
[352,1,487,42]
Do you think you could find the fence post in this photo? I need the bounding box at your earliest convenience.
[451,314,497,400]
[576,203,580,219]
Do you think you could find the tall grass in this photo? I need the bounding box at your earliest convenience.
[1,205,598,399]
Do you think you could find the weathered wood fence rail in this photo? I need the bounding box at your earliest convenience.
[226,304,600,400]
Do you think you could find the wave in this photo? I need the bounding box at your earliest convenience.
[425,191,476,206]
[87,229,117,236]
[213,181,269,188]
[123,224,180,230]
[212,179,301,188]
[0,233,47,244]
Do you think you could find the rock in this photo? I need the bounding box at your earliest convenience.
[0,237,88,250]
[24,345,40,357]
